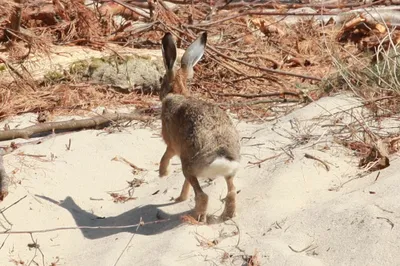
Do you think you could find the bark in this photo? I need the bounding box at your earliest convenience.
[0,150,9,201]
[0,112,152,141]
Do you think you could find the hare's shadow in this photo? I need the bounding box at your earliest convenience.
[37,195,188,239]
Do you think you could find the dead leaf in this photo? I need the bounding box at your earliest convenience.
[109,192,137,203]
[251,18,285,36]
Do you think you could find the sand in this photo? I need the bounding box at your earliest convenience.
[0,93,399,266]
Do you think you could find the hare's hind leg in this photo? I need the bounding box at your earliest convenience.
[221,175,236,220]
[185,175,208,222]
[159,146,175,177]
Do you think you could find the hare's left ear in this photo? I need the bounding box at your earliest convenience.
[161,32,177,71]
[180,32,207,71]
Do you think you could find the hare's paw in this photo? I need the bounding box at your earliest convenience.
[159,166,169,178]
[0,190,8,201]
[194,193,209,223]
[221,191,236,220]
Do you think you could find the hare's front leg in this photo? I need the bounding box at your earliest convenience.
[175,179,190,202]
[159,146,175,177]
[186,175,208,222]
[221,175,236,220]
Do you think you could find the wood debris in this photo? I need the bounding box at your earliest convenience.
[109,192,137,203]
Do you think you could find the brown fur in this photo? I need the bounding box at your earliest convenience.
[159,33,241,222]
[160,68,190,100]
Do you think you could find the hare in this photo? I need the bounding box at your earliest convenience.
[158,32,241,222]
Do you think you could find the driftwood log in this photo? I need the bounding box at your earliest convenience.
[0,149,9,201]
[0,112,153,142]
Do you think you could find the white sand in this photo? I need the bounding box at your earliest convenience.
[0,94,399,266]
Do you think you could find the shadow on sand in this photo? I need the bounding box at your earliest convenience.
[36,195,189,239]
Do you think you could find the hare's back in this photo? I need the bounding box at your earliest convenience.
[162,95,239,149]
[162,95,237,136]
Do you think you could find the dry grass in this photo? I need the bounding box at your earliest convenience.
[1,1,400,123]
[0,83,155,120]
[323,28,400,116]
[0,0,17,19]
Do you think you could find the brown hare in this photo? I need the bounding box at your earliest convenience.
[159,32,241,222]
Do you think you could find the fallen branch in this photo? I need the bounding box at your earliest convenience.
[0,151,9,201]
[216,0,386,11]
[111,0,150,19]
[0,112,153,141]
[220,99,301,108]
[218,92,301,99]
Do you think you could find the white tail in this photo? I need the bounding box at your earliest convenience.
[199,157,240,178]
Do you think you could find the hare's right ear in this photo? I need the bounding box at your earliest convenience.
[181,32,207,70]
[161,32,177,71]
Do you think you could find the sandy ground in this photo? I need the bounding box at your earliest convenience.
[0,94,399,266]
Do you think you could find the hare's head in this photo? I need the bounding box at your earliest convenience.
[160,32,207,100]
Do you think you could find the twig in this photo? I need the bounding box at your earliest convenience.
[0,133,68,153]
[304,153,330,171]
[28,233,45,266]
[248,153,283,165]
[113,217,143,266]
[0,112,152,141]
[0,218,170,234]
[27,235,38,266]
[0,234,10,250]
[288,243,317,253]
[218,92,301,99]
[240,53,282,68]
[16,153,47,158]
[376,217,394,229]
[374,204,394,214]
[374,171,381,182]
[228,219,244,253]
[111,156,146,171]
[220,99,300,108]
[281,147,294,160]
[89,197,104,201]
[0,195,27,213]
[66,138,72,151]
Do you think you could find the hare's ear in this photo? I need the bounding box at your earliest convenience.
[161,32,177,71]
[181,32,207,70]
